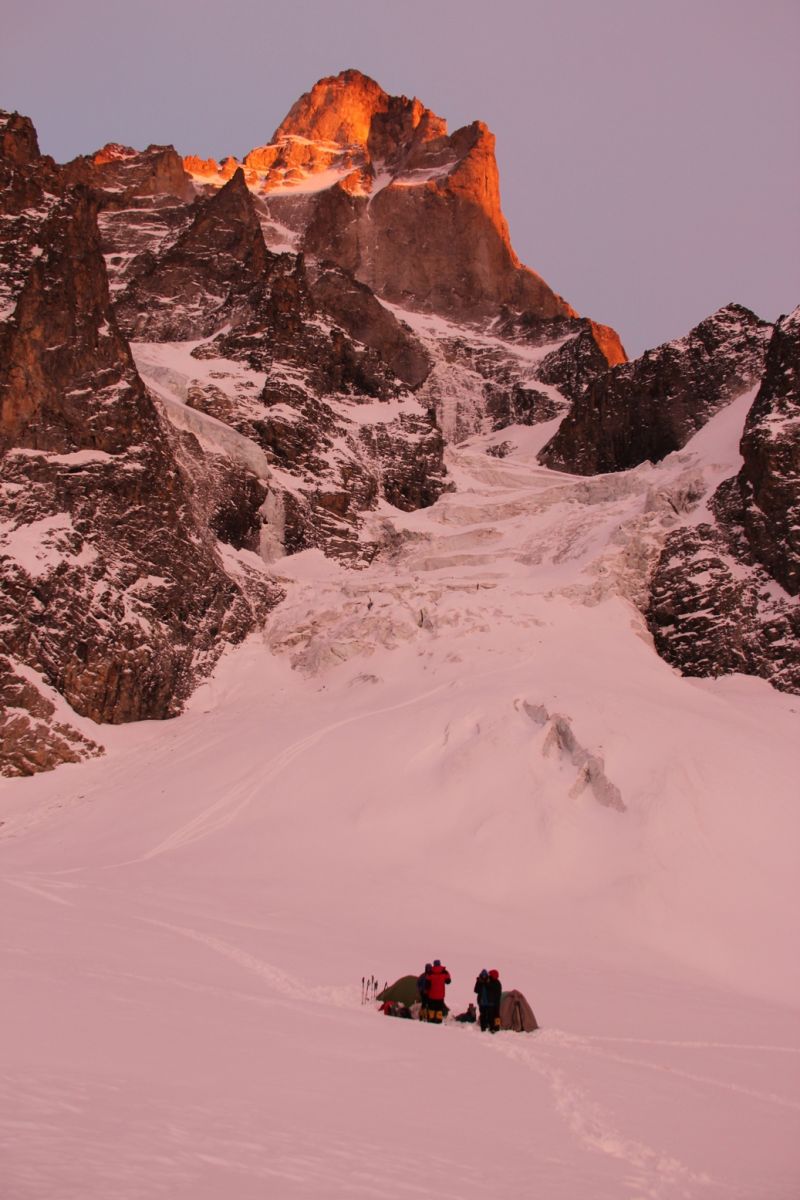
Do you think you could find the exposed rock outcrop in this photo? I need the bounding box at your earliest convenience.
[0,111,42,169]
[304,261,430,389]
[0,181,279,772]
[0,656,103,778]
[114,168,272,341]
[737,308,800,595]
[63,141,193,204]
[60,140,197,305]
[647,516,800,695]
[646,311,800,694]
[0,112,61,323]
[540,305,772,474]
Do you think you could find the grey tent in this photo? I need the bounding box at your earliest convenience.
[499,989,538,1032]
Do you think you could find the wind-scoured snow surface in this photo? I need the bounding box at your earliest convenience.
[2,402,799,1199]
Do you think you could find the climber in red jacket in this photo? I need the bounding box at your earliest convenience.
[424,960,451,1023]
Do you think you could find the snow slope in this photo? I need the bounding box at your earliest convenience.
[2,401,799,1199]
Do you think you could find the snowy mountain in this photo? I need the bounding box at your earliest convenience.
[0,72,799,1198]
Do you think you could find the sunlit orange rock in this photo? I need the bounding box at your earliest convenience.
[93,143,137,165]
[274,68,390,150]
[253,70,583,329]
[143,70,624,362]
[243,144,280,172]
[588,321,627,367]
[183,154,220,176]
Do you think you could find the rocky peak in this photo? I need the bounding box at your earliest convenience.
[273,69,396,149]
[0,186,142,454]
[92,142,139,164]
[0,113,63,320]
[183,70,598,333]
[270,69,450,175]
[0,111,41,167]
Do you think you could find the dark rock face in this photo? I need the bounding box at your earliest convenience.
[61,142,197,307]
[647,512,800,696]
[305,261,430,388]
[0,178,279,773]
[648,309,800,694]
[114,167,430,393]
[1,111,42,168]
[474,313,626,431]
[0,188,151,456]
[540,305,772,474]
[486,381,562,428]
[114,170,272,341]
[535,321,624,406]
[648,309,800,695]
[184,368,448,561]
[0,655,103,777]
[62,141,193,204]
[0,114,61,325]
[737,308,800,595]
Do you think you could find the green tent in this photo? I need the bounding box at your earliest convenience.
[376,975,420,1007]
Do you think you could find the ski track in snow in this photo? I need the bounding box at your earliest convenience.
[95,907,747,1195]
[3,875,77,906]
[136,679,457,863]
[587,1035,800,1056]
[488,1036,716,1199]
[132,914,355,1009]
[540,1032,800,1112]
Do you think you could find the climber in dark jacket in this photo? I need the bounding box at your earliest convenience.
[485,969,502,1032]
[425,960,451,1023]
[474,968,502,1032]
[417,963,433,1019]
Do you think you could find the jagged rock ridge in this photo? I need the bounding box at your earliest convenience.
[0,127,279,775]
[646,309,800,694]
[539,304,773,475]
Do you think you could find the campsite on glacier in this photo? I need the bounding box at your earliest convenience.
[2,394,799,1199]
